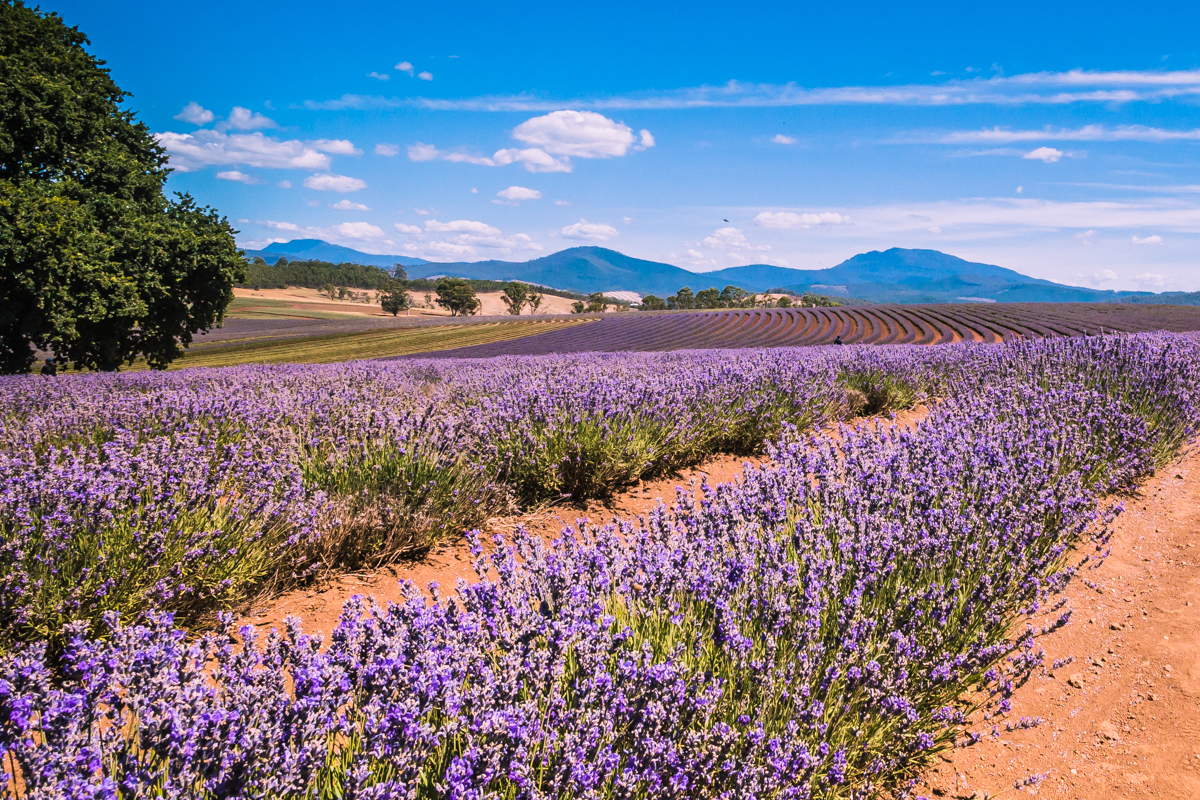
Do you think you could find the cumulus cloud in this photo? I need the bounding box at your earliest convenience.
[754,211,852,229]
[1131,234,1164,245]
[388,218,544,260]
[513,110,646,158]
[407,142,440,162]
[561,219,618,241]
[1088,268,1119,285]
[927,226,942,233]
[1022,146,1063,162]
[215,170,257,183]
[330,199,370,210]
[497,186,542,201]
[368,72,390,81]
[222,106,278,131]
[1075,229,1097,245]
[772,134,798,144]
[333,222,386,240]
[375,143,400,156]
[309,139,362,155]
[702,227,770,252]
[405,111,654,174]
[175,102,214,125]
[418,71,433,81]
[1135,272,1166,287]
[155,130,331,172]
[395,61,414,75]
[302,173,368,192]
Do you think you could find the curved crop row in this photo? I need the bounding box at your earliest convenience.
[408,303,1200,358]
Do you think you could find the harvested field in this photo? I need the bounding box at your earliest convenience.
[408,303,1200,358]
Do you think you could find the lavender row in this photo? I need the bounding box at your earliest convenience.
[0,346,953,645]
[3,334,1197,798]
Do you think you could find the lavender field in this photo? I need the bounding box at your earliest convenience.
[2,334,1199,799]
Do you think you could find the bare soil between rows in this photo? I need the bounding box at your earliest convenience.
[241,411,1199,797]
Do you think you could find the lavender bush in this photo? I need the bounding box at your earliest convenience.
[1,333,1197,798]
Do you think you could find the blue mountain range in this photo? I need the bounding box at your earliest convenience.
[243,240,1194,305]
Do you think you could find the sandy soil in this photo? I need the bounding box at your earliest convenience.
[917,450,1200,800]
[239,409,1198,796]
[233,287,608,318]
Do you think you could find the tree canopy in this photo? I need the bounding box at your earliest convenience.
[0,1,245,372]
[241,257,400,291]
[434,278,480,316]
[501,282,528,315]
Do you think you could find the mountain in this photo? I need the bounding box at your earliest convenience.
[243,239,429,268]
[242,240,1188,305]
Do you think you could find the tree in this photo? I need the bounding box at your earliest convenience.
[434,277,480,316]
[719,285,750,307]
[640,295,666,311]
[674,287,695,310]
[571,300,586,314]
[501,282,528,315]
[378,279,410,316]
[584,292,608,313]
[695,287,721,309]
[525,290,543,314]
[391,264,408,282]
[776,295,793,308]
[0,1,246,373]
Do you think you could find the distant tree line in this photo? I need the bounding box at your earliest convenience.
[240,257,402,290]
[638,286,843,311]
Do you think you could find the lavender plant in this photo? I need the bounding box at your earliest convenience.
[1,333,1196,799]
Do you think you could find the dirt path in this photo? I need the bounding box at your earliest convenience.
[919,449,1200,799]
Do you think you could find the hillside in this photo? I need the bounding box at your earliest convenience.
[243,239,429,268]
[246,240,1191,305]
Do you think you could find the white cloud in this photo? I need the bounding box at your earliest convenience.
[702,227,770,252]
[491,147,571,172]
[306,200,321,207]
[1075,229,1097,245]
[772,134,798,144]
[215,170,257,184]
[368,72,390,81]
[277,180,291,188]
[1135,272,1166,287]
[623,215,632,224]
[394,223,422,234]
[1016,185,1023,193]
[513,110,644,158]
[425,219,501,235]
[1131,234,1164,245]
[330,199,370,210]
[415,209,429,215]
[754,211,852,229]
[175,102,214,125]
[928,226,942,233]
[264,220,301,231]
[638,129,655,149]
[561,219,618,241]
[931,124,1200,144]
[222,106,277,131]
[333,222,386,240]
[471,187,478,193]
[1023,146,1064,163]
[1088,268,1119,285]
[497,186,542,200]
[375,143,400,156]
[303,173,368,192]
[155,130,331,172]
[407,142,440,162]
[555,199,571,205]
[309,139,362,155]
[418,71,433,81]
[395,61,414,76]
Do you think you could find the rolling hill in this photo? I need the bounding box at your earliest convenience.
[244,240,1192,305]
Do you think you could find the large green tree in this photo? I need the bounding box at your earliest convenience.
[434,277,480,316]
[0,1,245,373]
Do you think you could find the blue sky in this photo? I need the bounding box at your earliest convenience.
[53,0,1200,291]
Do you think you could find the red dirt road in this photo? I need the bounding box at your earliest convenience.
[919,449,1200,799]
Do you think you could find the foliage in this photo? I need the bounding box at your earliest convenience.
[776,295,793,307]
[406,276,587,303]
[0,1,244,373]
[500,281,528,315]
[240,257,397,290]
[570,291,610,314]
[640,294,667,310]
[434,277,480,316]
[3,334,1198,797]
[525,288,544,313]
[378,278,410,316]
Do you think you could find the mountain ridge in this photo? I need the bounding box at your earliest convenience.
[241,240,1188,304]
